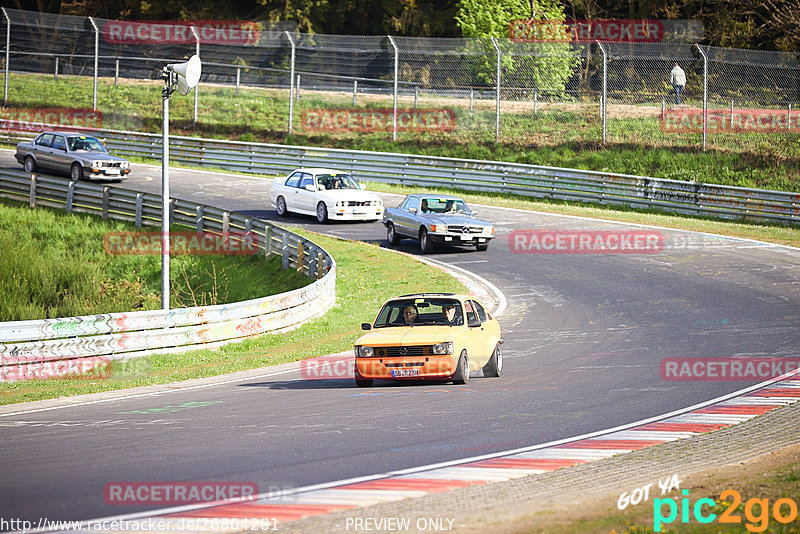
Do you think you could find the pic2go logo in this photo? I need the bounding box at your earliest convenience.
[654,489,800,532]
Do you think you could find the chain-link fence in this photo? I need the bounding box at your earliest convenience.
[1,7,798,150]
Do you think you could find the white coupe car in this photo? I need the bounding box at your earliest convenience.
[270,168,384,223]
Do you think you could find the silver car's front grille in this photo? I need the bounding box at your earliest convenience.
[447,225,483,234]
[102,162,122,168]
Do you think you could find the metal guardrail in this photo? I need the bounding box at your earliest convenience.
[0,169,336,373]
[3,127,796,225]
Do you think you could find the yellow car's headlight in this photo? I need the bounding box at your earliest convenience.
[355,346,374,357]
[431,342,453,355]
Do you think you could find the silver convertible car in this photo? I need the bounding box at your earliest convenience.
[383,194,495,253]
[15,131,131,181]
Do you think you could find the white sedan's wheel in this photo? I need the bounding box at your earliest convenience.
[316,202,328,223]
[275,196,288,217]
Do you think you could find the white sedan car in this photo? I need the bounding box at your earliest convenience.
[270,168,384,223]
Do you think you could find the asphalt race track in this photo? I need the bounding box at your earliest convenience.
[1,152,799,525]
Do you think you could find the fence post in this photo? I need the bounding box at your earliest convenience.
[115,58,119,85]
[388,35,399,141]
[695,44,708,150]
[88,17,99,111]
[135,193,143,227]
[191,26,200,124]
[29,173,37,208]
[281,233,289,269]
[490,37,501,142]
[66,180,75,213]
[414,85,418,109]
[2,8,9,107]
[353,80,358,105]
[596,41,607,145]
[285,31,295,134]
[195,205,204,232]
[235,66,240,95]
[265,224,272,257]
[470,88,474,113]
[54,57,58,81]
[730,99,734,128]
[102,187,110,219]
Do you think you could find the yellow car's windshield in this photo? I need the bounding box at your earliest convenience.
[374,298,463,327]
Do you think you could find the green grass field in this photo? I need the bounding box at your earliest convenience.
[4,73,799,193]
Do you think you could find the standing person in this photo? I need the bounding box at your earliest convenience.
[670,62,686,105]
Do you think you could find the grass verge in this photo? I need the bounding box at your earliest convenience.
[0,222,466,405]
[0,198,310,320]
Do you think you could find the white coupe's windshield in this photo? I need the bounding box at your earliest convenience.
[67,136,106,152]
[317,173,359,190]
[373,298,463,327]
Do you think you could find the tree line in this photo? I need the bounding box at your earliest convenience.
[8,0,799,51]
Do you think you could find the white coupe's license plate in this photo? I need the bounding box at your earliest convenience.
[391,368,420,377]
[352,209,367,214]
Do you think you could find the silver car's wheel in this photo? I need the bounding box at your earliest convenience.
[420,228,435,254]
[316,202,328,223]
[23,156,37,173]
[387,223,401,246]
[70,163,84,181]
[275,196,288,217]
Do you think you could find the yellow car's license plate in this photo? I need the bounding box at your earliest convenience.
[391,368,420,377]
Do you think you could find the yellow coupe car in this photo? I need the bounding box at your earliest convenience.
[353,293,502,387]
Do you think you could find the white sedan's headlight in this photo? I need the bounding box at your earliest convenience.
[121,161,130,169]
[336,201,345,207]
[355,346,374,357]
[431,342,453,355]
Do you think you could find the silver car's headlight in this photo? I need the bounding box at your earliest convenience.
[431,342,453,355]
[90,160,102,168]
[355,346,374,358]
